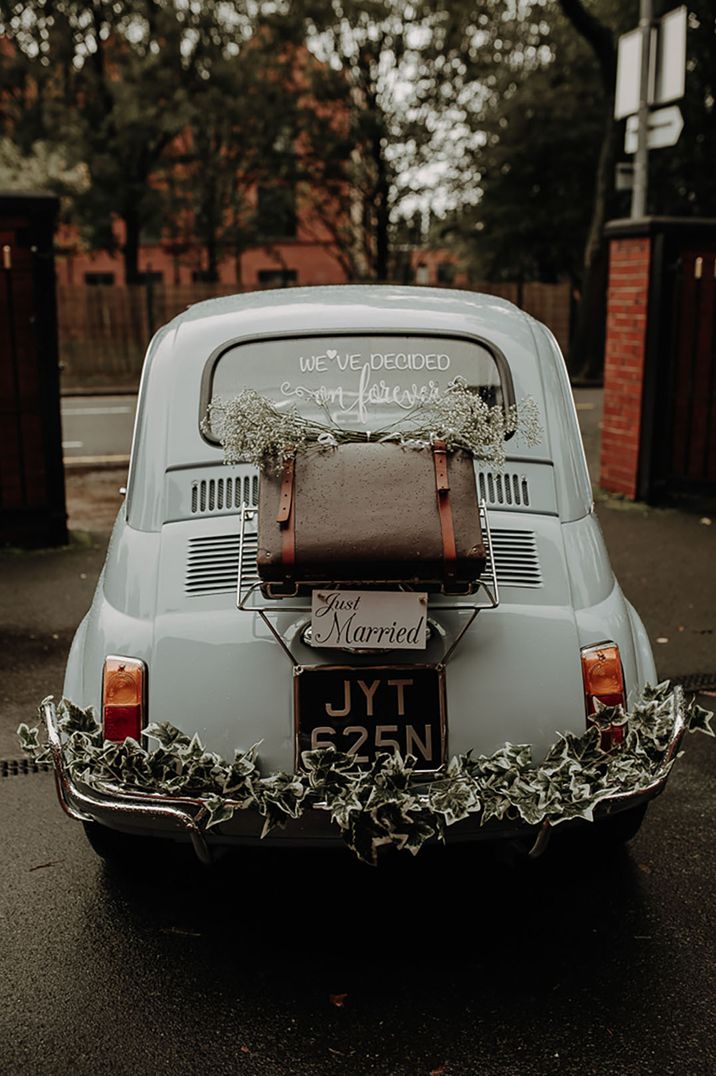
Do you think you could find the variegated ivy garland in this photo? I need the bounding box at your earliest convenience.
[202,377,542,473]
[18,684,712,865]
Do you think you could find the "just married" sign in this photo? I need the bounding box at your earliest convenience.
[310,590,428,650]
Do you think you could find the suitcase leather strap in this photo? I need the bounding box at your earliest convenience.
[432,440,457,583]
[276,457,296,569]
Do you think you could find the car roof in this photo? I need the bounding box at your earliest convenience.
[169,281,536,352]
[173,284,529,335]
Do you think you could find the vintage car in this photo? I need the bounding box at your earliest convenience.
[41,285,687,865]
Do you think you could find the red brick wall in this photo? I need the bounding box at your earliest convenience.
[600,236,652,498]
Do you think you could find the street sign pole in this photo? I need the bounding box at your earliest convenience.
[631,0,654,218]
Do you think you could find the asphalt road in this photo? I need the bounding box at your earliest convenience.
[1,719,714,1076]
[61,395,136,463]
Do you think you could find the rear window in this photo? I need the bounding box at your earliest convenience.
[202,333,512,439]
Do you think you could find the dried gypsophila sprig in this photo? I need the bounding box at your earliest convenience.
[202,379,542,473]
[379,376,543,467]
[202,390,373,474]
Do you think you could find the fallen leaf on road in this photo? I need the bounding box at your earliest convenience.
[430,1065,447,1075]
[329,993,348,1008]
[699,517,711,526]
[656,637,669,644]
[240,1045,250,1054]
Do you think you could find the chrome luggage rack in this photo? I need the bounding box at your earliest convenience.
[235,501,500,667]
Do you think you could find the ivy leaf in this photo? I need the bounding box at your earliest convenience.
[428,773,480,825]
[204,795,236,830]
[57,698,99,736]
[17,723,41,753]
[142,722,192,748]
[688,704,715,737]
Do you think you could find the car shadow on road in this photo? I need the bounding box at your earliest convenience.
[93,831,655,1013]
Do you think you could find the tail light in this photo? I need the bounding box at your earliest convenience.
[581,643,627,750]
[102,656,146,742]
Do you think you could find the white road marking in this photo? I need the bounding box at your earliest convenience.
[63,454,130,465]
[62,441,84,449]
[62,406,133,416]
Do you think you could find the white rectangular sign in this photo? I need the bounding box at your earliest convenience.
[615,28,644,120]
[654,6,687,106]
[614,5,687,120]
[310,590,428,650]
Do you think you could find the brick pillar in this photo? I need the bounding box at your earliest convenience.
[599,235,652,498]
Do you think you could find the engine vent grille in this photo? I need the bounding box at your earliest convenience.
[486,528,542,588]
[186,532,259,595]
[185,528,541,596]
[190,475,258,515]
[477,470,530,508]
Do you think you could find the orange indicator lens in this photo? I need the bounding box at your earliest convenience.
[102,656,145,741]
[581,643,626,750]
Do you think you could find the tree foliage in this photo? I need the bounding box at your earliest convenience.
[297,0,460,280]
[0,0,291,281]
[0,0,713,319]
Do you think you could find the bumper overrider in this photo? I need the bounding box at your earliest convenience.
[42,688,689,864]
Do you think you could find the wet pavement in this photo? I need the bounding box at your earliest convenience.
[1,725,714,1076]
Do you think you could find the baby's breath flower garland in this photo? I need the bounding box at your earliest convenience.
[18,685,712,865]
[202,377,542,472]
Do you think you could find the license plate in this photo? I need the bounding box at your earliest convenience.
[294,665,446,770]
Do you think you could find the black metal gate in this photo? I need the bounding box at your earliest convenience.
[0,193,67,546]
[668,249,716,490]
[636,218,716,503]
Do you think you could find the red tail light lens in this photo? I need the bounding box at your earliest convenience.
[581,643,627,750]
[102,657,145,742]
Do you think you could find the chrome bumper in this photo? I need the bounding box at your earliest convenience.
[42,686,688,864]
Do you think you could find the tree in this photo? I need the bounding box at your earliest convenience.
[457,42,604,284]
[0,0,266,283]
[423,0,630,375]
[555,0,624,379]
[648,0,716,217]
[298,0,460,280]
[163,12,304,283]
[433,0,715,377]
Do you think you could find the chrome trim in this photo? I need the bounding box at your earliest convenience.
[42,701,213,865]
[42,687,688,864]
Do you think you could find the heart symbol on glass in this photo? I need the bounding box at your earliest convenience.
[326,349,338,361]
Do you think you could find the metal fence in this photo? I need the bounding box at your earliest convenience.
[57,281,572,388]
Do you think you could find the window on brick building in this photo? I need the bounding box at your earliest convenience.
[136,271,164,285]
[84,272,116,286]
[257,184,297,240]
[437,262,456,285]
[257,269,298,289]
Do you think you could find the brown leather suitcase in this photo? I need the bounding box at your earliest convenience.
[256,441,486,592]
